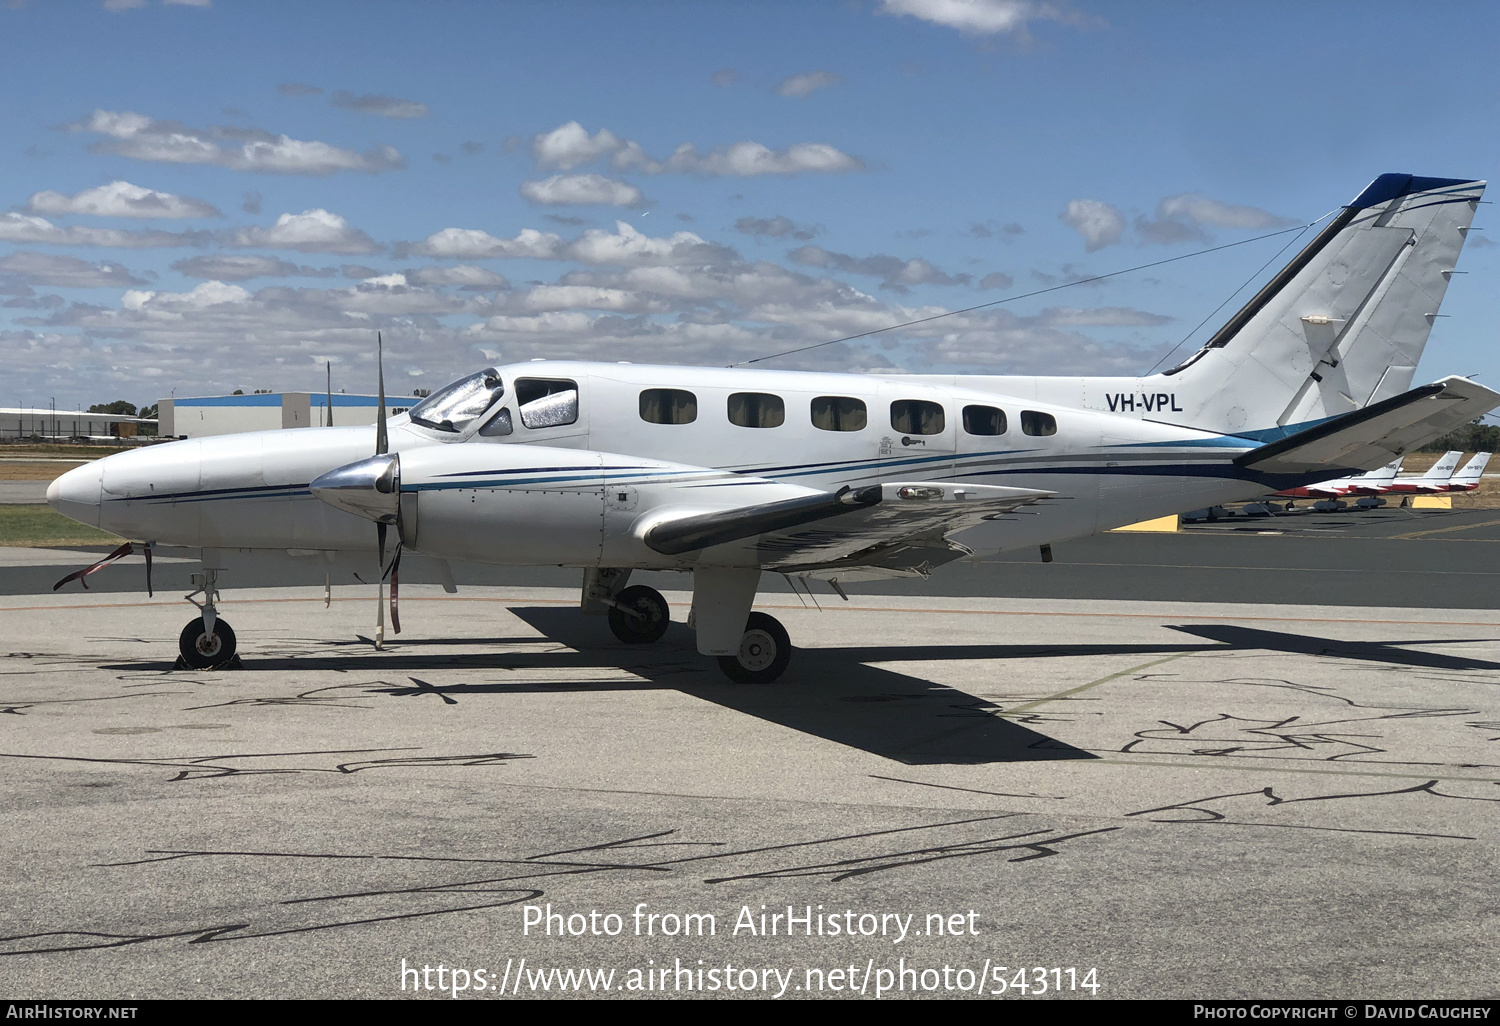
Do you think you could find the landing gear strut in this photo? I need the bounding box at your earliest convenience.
[178,567,239,668]
[608,585,670,644]
[717,612,790,684]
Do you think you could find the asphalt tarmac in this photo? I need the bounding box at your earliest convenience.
[0,530,1497,998]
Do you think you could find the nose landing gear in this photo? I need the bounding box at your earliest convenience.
[607,585,671,644]
[176,567,240,669]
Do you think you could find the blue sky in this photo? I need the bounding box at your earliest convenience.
[1,0,1495,411]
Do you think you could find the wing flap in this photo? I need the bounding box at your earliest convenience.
[1235,376,1500,474]
[644,480,1052,568]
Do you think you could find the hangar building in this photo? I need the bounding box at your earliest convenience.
[0,406,157,441]
[157,392,415,439]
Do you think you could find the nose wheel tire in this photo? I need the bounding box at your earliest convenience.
[178,617,237,669]
[717,612,791,684]
[608,585,670,644]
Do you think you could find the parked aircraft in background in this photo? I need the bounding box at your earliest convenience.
[1276,457,1405,502]
[1436,451,1491,492]
[1385,450,1465,495]
[47,174,1495,682]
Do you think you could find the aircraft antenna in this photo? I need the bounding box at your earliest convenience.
[732,216,1330,368]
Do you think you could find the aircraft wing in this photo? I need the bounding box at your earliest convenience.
[1235,376,1500,475]
[643,481,1052,576]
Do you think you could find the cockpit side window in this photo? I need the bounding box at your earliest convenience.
[409,368,505,433]
[478,408,513,436]
[515,378,579,429]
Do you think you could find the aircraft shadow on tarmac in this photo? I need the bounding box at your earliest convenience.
[94,612,1500,767]
[1163,624,1500,672]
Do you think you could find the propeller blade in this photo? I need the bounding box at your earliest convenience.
[326,359,334,428]
[144,542,153,598]
[375,331,388,456]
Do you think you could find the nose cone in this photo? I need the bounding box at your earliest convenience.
[310,454,400,524]
[47,462,103,528]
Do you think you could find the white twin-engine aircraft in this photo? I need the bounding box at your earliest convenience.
[46,174,1498,682]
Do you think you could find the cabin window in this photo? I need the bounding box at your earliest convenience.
[963,405,1007,436]
[727,392,785,429]
[478,408,513,436]
[639,388,698,425]
[1021,410,1057,436]
[515,378,579,429]
[890,399,945,435]
[811,395,867,432]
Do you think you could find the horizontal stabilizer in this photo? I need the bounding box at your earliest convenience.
[1235,377,1500,474]
[644,481,1051,563]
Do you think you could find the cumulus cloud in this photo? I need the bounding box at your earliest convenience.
[0,251,146,288]
[777,71,839,98]
[519,173,646,208]
[0,212,209,248]
[71,109,404,175]
[241,191,262,214]
[979,272,1013,290]
[532,122,630,171]
[734,215,818,240]
[1136,192,1298,245]
[330,91,429,119]
[170,254,338,281]
[566,222,733,266]
[787,244,969,291]
[219,209,380,254]
[636,141,862,176]
[1060,198,1125,252]
[531,120,862,177]
[25,180,220,219]
[403,265,509,291]
[402,227,567,260]
[877,0,1097,37]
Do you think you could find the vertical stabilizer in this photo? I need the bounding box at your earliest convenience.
[1418,450,1463,484]
[1164,175,1485,435]
[1451,452,1492,489]
[962,175,1486,439]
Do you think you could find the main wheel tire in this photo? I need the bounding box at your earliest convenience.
[178,617,237,668]
[607,585,670,644]
[717,611,791,684]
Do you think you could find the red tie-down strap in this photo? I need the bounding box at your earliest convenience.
[52,542,134,592]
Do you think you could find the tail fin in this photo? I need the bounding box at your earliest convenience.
[1358,458,1403,486]
[1450,451,1491,489]
[1418,450,1463,482]
[1163,174,1485,435]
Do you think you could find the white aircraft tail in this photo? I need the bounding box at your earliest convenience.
[1450,451,1492,488]
[963,174,1485,440]
[1418,450,1463,483]
[1357,458,1403,487]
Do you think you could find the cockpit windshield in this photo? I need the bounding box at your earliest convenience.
[409,368,505,433]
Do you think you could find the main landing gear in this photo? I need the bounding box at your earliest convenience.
[580,567,793,683]
[717,611,791,684]
[177,567,240,669]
